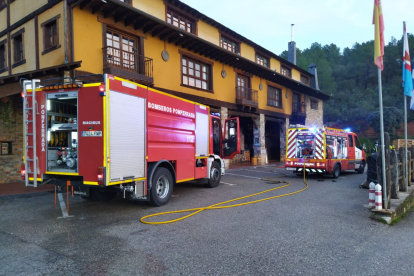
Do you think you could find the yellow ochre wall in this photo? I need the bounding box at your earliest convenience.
[38,2,65,68]
[10,0,48,26]
[11,20,36,75]
[0,7,6,32]
[132,0,166,21]
[73,7,103,74]
[198,20,219,45]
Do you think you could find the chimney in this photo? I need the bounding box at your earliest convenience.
[308,63,319,90]
[288,24,296,65]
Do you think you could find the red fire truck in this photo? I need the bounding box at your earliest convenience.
[285,126,366,178]
[21,75,240,206]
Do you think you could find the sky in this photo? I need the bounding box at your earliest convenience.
[180,0,413,55]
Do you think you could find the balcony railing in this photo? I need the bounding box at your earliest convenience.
[103,46,153,85]
[236,86,258,108]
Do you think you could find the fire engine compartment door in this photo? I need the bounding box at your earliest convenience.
[108,90,145,183]
[223,117,240,159]
[195,109,209,157]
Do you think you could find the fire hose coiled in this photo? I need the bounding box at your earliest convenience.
[140,159,309,224]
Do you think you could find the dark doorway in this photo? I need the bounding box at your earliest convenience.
[239,116,254,162]
[265,120,280,161]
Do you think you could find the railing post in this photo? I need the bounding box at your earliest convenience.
[399,146,407,191]
[411,145,414,184]
[390,150,399,199]
[408,151,412,186]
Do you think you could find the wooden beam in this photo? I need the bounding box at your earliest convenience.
[168,35,182,44]
[79,0,92,10]
[133,18,148,30]
[152,26,168,37]
[124,13,136,27]
[143,23,157,34]
[181,40,194,49]
[175,37,191,47]
[91,3,105,14]
[160,30,175,41]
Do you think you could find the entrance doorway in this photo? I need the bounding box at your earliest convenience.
[265,120,280,161]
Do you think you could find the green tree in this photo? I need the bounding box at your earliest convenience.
[368,107,403,138]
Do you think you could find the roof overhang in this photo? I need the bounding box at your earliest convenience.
[69,0,331,100]
[0,61,82,86]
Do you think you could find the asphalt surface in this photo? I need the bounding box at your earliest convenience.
[1,166,414,276]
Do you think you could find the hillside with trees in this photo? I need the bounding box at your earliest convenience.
[280,34,414,135]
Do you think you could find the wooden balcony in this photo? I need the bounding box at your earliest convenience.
[103,46,153,85]
[236,86,258,108]
[292,102,306,119]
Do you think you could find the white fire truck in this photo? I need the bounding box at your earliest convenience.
[285,126,366,178]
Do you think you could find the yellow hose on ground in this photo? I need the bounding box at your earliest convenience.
[140,159,308,224]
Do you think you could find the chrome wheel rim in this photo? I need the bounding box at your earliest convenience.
[211,166,220,182]
[156,175,170,199]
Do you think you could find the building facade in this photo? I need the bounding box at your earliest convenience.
[0,0,330,183]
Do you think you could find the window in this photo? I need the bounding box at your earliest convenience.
[182,56,210,90]
[300,74,310,85]
[281,65,291,78]
[348,134,354,147]
[0,42,6,70]
[292,93,302,113]
[311,99,318,110]
[0,0,6,11]
[42,16,60,54]
[267,86,282,108]
[256,53,269,68]
[220,35,239,54]
[1,142,12,155]
[13,33,23,63]
[105,29,138,72]
[167,9,195,34]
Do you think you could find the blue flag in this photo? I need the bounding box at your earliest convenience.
[403,24,413,97]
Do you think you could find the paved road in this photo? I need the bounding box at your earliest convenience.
[1,166,414,276]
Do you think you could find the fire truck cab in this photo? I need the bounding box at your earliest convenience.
[21,75,241,206]
[285,126,366,178]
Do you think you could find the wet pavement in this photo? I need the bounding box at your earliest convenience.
[1,166,414,275]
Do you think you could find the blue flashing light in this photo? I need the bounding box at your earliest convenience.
[345,128,351,132]
[310,127,315,133]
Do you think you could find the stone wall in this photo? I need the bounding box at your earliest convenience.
[280,118,289,162]
[0,95,24,183]
[253,114,266,165]
[305,96,323,127]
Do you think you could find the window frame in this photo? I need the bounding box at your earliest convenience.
[300,74,310,85]
[179,49,213,93]
[281,64,292,78]
[0,0,6,12]
[0,141,12,156]
[255,51,270,68]
[310,99,318,110]
[165,4,198,35]
[11,28,25,68]
[41,14,61,55]
[267,85,282,108]
[105,27,139,72]
[0,39,7,73]
[219,32,240,54]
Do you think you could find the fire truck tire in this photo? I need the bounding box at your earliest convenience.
[82,188,117,201]
[205,161,221,188]
[149,167,174,206]
[332,164,341,179]
[357,161,365,174]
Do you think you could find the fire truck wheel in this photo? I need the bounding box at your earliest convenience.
[149,167,173,206]
[357,161,365,174]
[205,161,221,188]
[332,164,341,179]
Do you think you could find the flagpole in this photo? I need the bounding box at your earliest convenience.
[378,67,387,208]
[403,21,409,191]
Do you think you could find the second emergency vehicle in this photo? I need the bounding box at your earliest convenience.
[285,126,366,178]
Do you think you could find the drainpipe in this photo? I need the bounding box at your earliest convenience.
[70,0,83,78]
